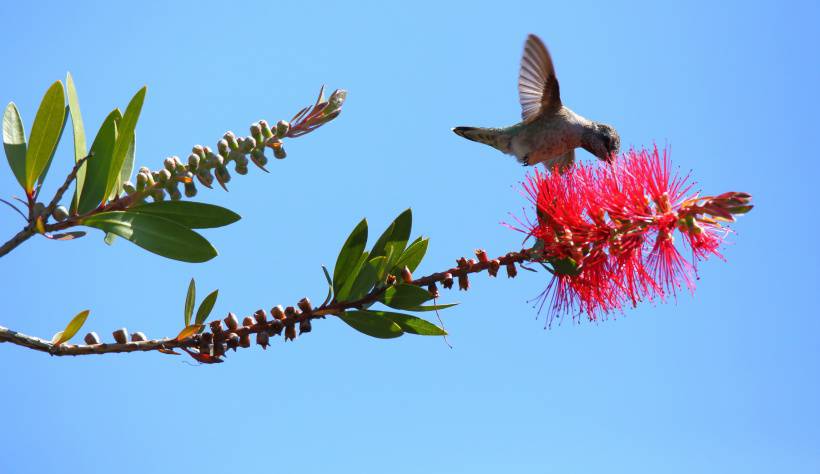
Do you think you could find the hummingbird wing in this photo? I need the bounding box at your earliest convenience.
[518,34,562,124]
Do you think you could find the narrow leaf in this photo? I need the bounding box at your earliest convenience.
[380,284,434,309]
[104,86,146,200]
[66,72,87,209]
[195,290,218,325]
[369,310,447,336]
[176,324,203,341]
[336,251,369,301]
[110,132,135,200]
[3,102,27,189]
[77,109,120,214]
[394,237,428,274]
[184,278,196,327]
[321,265,333,306]
[128,201,241,229]
[347,256,385,301]
[81,211,217,262]
[370,208,412,260]
[25,81,66,192]
[333,219,368,293]
[339,310,403,339]
[397,303,458,312]
[52,309,90,346]
[37,105,69,187]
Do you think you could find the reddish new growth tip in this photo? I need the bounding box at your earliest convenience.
[518,145,752,325]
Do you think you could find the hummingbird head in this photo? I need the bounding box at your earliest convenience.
[583,122,621,163]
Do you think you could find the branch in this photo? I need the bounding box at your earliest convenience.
[0,249,530,359]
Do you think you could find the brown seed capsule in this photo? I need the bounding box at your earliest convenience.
[456,257,468,268]
[239,333,251,348]
[299,319,312,334]
[112,328,128,344]
[131,332,147,342]
[297,297,312,314]
[268,319,284,336]
[443,273,454,289]
[254,309,267,324]
[199,332,213,354]
[401,266,413,284]
[242,316,255,327]
[475,249,489,264]
[271,305,285,320]
[224,312,239,330]
[256,332,270,350]
[488,259,501,277]
[428,283,439,299]
[284,323,297,341]
[506,261,518,278]
[458,274,470,291]
[209,320,223,335]
[84,332,101,345]
[213,341,226,357]
[467,258,477,267]
[386,274,397,285]
[284,306,297,320]
[227,332,240,351]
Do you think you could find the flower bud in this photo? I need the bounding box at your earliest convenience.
[386,274,397,285]
[136,171,149,191]
[224,312,239,330]
[196,168,214,188]
[206,150,223,167]
[187,153,200,172]
[299,319,312,334]
[428,283,439,298]
[122,181,136,195]
[327,89,347,113]
[250,123,263,143]
[217,139,230,157]
[276,120,290,138]
[256,332,269,349]
[84,332,101,345]
[184,181,197,197]
[401,266,413,284]
[131,332,147,342]
[215,166,231,190]
[224,131,239,150]
[259,120,273,140]
[443,273,454,289]
[250,149,268,170]
[51,206,69,222]
[234,162,249,175]
[192,145,206,160]
[240,136,256,153]
[273,143,287,159]
[164,157,177,172]
[157,169,172,183]
[166,182,182,201]
[112,328,128,344]
[151,188,165,202]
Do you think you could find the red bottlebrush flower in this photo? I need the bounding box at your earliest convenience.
[518,145,751,325]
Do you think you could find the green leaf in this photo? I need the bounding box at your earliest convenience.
[339,310,403,339]
[81,211,217,262]
[66,72,87,210]
[77,109,120,214]
[321,265,333,306]
[380,284,434,309]
[347,256,386,301]
[176,324,203,341]
[128,201,240,229]
[52,309,90,346]
[37,106,69,187]
[333,218,368,293]
[25,80,66,192]
[195,289,218,325]
[3,102,27,189]
[336,251,369,301]
[367,310,447,336]
[104,86,146,201]
[370,208,412,261]
[110,132,135,200]
[395,303,458,312]
[104,232,117,245]
[394,237,428,274]
[184,278,196,327]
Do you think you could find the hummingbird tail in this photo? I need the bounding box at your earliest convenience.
[452,127,510,153]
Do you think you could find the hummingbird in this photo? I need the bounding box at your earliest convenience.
[452,34,620,171]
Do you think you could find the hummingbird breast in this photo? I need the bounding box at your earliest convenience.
[510,108,587,165]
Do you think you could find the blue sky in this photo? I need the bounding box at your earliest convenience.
[1,1,818,472]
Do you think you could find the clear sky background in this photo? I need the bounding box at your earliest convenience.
[1,1,817,472]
